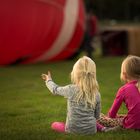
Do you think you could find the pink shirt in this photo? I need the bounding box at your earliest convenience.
[109,80,140,129]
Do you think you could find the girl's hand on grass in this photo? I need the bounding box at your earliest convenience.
[41,71,52,81]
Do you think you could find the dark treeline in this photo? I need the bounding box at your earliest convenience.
[84,0,140,21]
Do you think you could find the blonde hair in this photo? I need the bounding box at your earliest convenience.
[120,55,140,88]
[71,56,99,108]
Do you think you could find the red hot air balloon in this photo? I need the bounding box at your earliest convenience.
[0,0,85,65]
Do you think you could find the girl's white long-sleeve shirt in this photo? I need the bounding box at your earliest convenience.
[45,79,101,134]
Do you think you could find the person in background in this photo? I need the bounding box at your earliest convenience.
[41,56,111,135]
[81,11,98,58]
[69,11,98,60]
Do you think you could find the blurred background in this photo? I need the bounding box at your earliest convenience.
[85,0,140,22]
[0,0,140,65]
[83,0,140,58]
[81,0,140,56]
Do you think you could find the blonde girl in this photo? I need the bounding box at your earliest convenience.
[98,55,140,130]
[42,56,107,134]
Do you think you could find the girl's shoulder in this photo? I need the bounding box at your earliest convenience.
[68,84,79,90]
[67,84,80,93]
[96,92,101,101]
[119,80,137,91]
[118,84,127,94]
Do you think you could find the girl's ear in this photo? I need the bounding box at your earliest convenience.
[121,72,127,82]
[123,72,130,82]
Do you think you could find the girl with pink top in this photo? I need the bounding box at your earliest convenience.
[98,55,140,130]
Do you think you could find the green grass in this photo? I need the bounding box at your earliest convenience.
[0,57,140,140]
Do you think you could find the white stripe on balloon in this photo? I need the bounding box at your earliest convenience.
[33,0,79,62]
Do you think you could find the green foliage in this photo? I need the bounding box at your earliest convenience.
[0,57,140,140]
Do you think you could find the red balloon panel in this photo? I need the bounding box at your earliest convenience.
[0,0,85,65]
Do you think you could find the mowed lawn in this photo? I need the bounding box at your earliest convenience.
[0,57,140,140]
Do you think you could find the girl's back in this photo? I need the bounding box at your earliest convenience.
[121,80,140,129]
[65,85,100,134]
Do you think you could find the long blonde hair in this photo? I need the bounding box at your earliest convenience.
[71,56,99,108]
[120,55,140,88]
